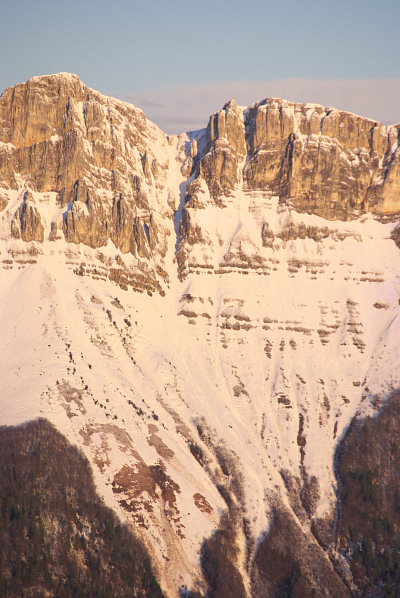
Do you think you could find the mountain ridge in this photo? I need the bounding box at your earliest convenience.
[1,73,400,596]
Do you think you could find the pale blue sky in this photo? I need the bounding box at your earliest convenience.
[1,0,399,131]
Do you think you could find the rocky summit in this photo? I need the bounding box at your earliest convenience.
[1,73,400,597]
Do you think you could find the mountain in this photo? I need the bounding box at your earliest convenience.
[1,72,400,597]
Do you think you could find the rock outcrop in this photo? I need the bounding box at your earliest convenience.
[0,72,179,291]
[0,74,170,205]
[200,99,246,199]
[186,97,400,220]
[11,190,44,242]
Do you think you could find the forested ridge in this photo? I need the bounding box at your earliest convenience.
[0,419,164,598]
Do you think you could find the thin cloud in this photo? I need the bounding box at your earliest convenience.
[121,96,165,110]
[120,78,400,134]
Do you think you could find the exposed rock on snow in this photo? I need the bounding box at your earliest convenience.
[11,191,44,242]
[185,97,400,221]
[1,73,400,597]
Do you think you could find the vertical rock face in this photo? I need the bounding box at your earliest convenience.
[185,97,400,220]
[0,72,178,291]
[1,75,92,195]
[11,191,44,242]
[0,71,165,196]
[190,99,246,201]
[243,99,400,219]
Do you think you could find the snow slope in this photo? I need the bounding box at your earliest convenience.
[1,76,400,596]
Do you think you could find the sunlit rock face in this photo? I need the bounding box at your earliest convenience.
[1,73,400,597]
[10,191,44,242]
[187,96,400,220]
[0,72,181,293]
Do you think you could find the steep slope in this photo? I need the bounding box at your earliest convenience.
[184,97,400,219]
[335,389,400,596]
[0,72,185,294]
[0,73,400,596]
[0,419,163,598]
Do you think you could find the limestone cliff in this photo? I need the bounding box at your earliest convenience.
[2,74,399,264]
[0,72,179,292]
[1,73,400,598]
[11,190,44,242]
[186,97,400,221]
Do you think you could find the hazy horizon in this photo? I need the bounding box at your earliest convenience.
[1,0,399,133]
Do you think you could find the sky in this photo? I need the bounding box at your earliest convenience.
[1,0,399,133]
